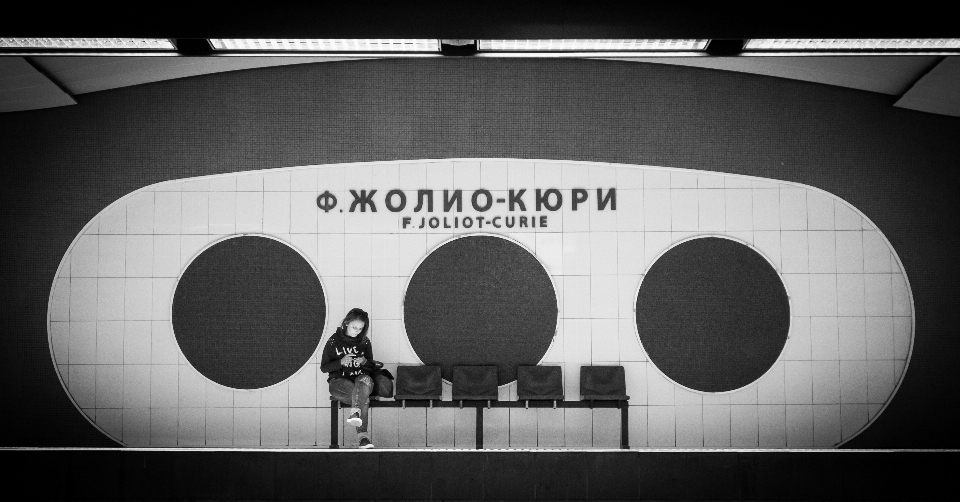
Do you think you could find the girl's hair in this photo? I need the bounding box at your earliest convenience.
[340,307,370,341]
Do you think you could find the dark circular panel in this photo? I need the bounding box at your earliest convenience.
[404,235,558,385]
[173,236,325,389]
[636,237,790,393]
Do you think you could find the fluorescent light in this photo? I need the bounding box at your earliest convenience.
[208,39,440,52]
[478,39,709,51]
[0,38,175,50]
[744,39,960,51]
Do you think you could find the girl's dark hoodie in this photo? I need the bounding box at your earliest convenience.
[320,325,374,381]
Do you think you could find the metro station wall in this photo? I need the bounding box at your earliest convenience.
[1,58,958,448]
[46,160,914,448]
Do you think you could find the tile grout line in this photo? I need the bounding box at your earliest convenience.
[780,190,808,447]
[858,203,870,439]
[120,201,130,444]
[694,173,705,448]
[748,183,758,448]
[714,176,726,449]
[799,188,818,446]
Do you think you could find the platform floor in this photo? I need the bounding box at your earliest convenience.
[4,448,955,500]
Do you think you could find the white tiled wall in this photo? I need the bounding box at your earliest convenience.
[47,159,914,449]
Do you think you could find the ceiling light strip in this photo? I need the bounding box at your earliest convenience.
[478,39,709,51]
[208,39,440,52]
[474,51,709,59]
[744,39,960,51]
[0,38,175,50]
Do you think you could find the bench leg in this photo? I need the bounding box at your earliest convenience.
[620,401,629,449]
[476,407,483,450]
[330,403,339,449]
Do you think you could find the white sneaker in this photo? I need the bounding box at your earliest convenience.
[358,437,374,449]
[347,411,363,427]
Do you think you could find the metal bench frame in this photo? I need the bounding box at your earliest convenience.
[329,397,629,449]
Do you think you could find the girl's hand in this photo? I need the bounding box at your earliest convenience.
[354,356,367,366]
[341,355,355,367]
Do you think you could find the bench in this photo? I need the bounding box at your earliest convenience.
[329,365,630,449]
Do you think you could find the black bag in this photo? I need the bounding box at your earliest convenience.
[373,368,394,398]
[362,359,394,398]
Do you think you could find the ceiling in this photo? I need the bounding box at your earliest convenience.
[2,54,958,117]
[2,7,957,116]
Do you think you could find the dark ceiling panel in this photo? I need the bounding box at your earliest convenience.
[29,56,374,95]
[0,57,75,113]
[603,56,942,96]
[895,57,960,117]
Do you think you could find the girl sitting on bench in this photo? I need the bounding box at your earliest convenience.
[321,307,376,449]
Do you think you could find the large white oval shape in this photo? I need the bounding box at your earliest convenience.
[47,159,914,448]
